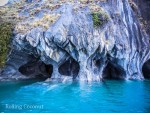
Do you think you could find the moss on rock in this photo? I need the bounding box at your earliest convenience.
[0,22,13,68]
[92,11,109,28]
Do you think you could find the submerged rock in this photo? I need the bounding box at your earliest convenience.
[0,0,150,81]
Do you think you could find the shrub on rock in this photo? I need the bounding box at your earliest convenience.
[92,11,109,27]
[0,22,13,67]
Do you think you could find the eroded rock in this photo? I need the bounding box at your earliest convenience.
[0,0,150,81]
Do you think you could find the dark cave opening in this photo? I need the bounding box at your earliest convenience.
[102,62,125,80]
[58,57,80,79]
[94,59,101,67]
[19,60,53,80]
[45,64,53,75]
[142,59,150,79]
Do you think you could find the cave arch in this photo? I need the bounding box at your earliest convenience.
[58,57,80,79]
[142,59,150,79]
[19,60,53,79]
[102,62,126,80]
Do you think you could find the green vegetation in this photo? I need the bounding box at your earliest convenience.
[0,22,13,67]
[92,11,109,28]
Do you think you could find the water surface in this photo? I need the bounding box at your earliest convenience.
[0,80,150,113]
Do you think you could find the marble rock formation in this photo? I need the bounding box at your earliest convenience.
[0,0,150,81]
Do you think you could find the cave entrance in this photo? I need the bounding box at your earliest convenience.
[142,59,150,79]
[102,62,125,80]
[58,57,80,79]
[94,59,101,68]
[19,60,53,80]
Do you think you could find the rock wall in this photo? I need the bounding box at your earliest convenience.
[1,0,150,81]
[133,0,150,35]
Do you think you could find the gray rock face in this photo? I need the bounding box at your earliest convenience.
[133,0,150,35]
[1,0,150,81]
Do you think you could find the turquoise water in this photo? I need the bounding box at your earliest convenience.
[0,80,150,113]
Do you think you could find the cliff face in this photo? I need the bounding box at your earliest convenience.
[0,0,150,81]
[133,0,150,35]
